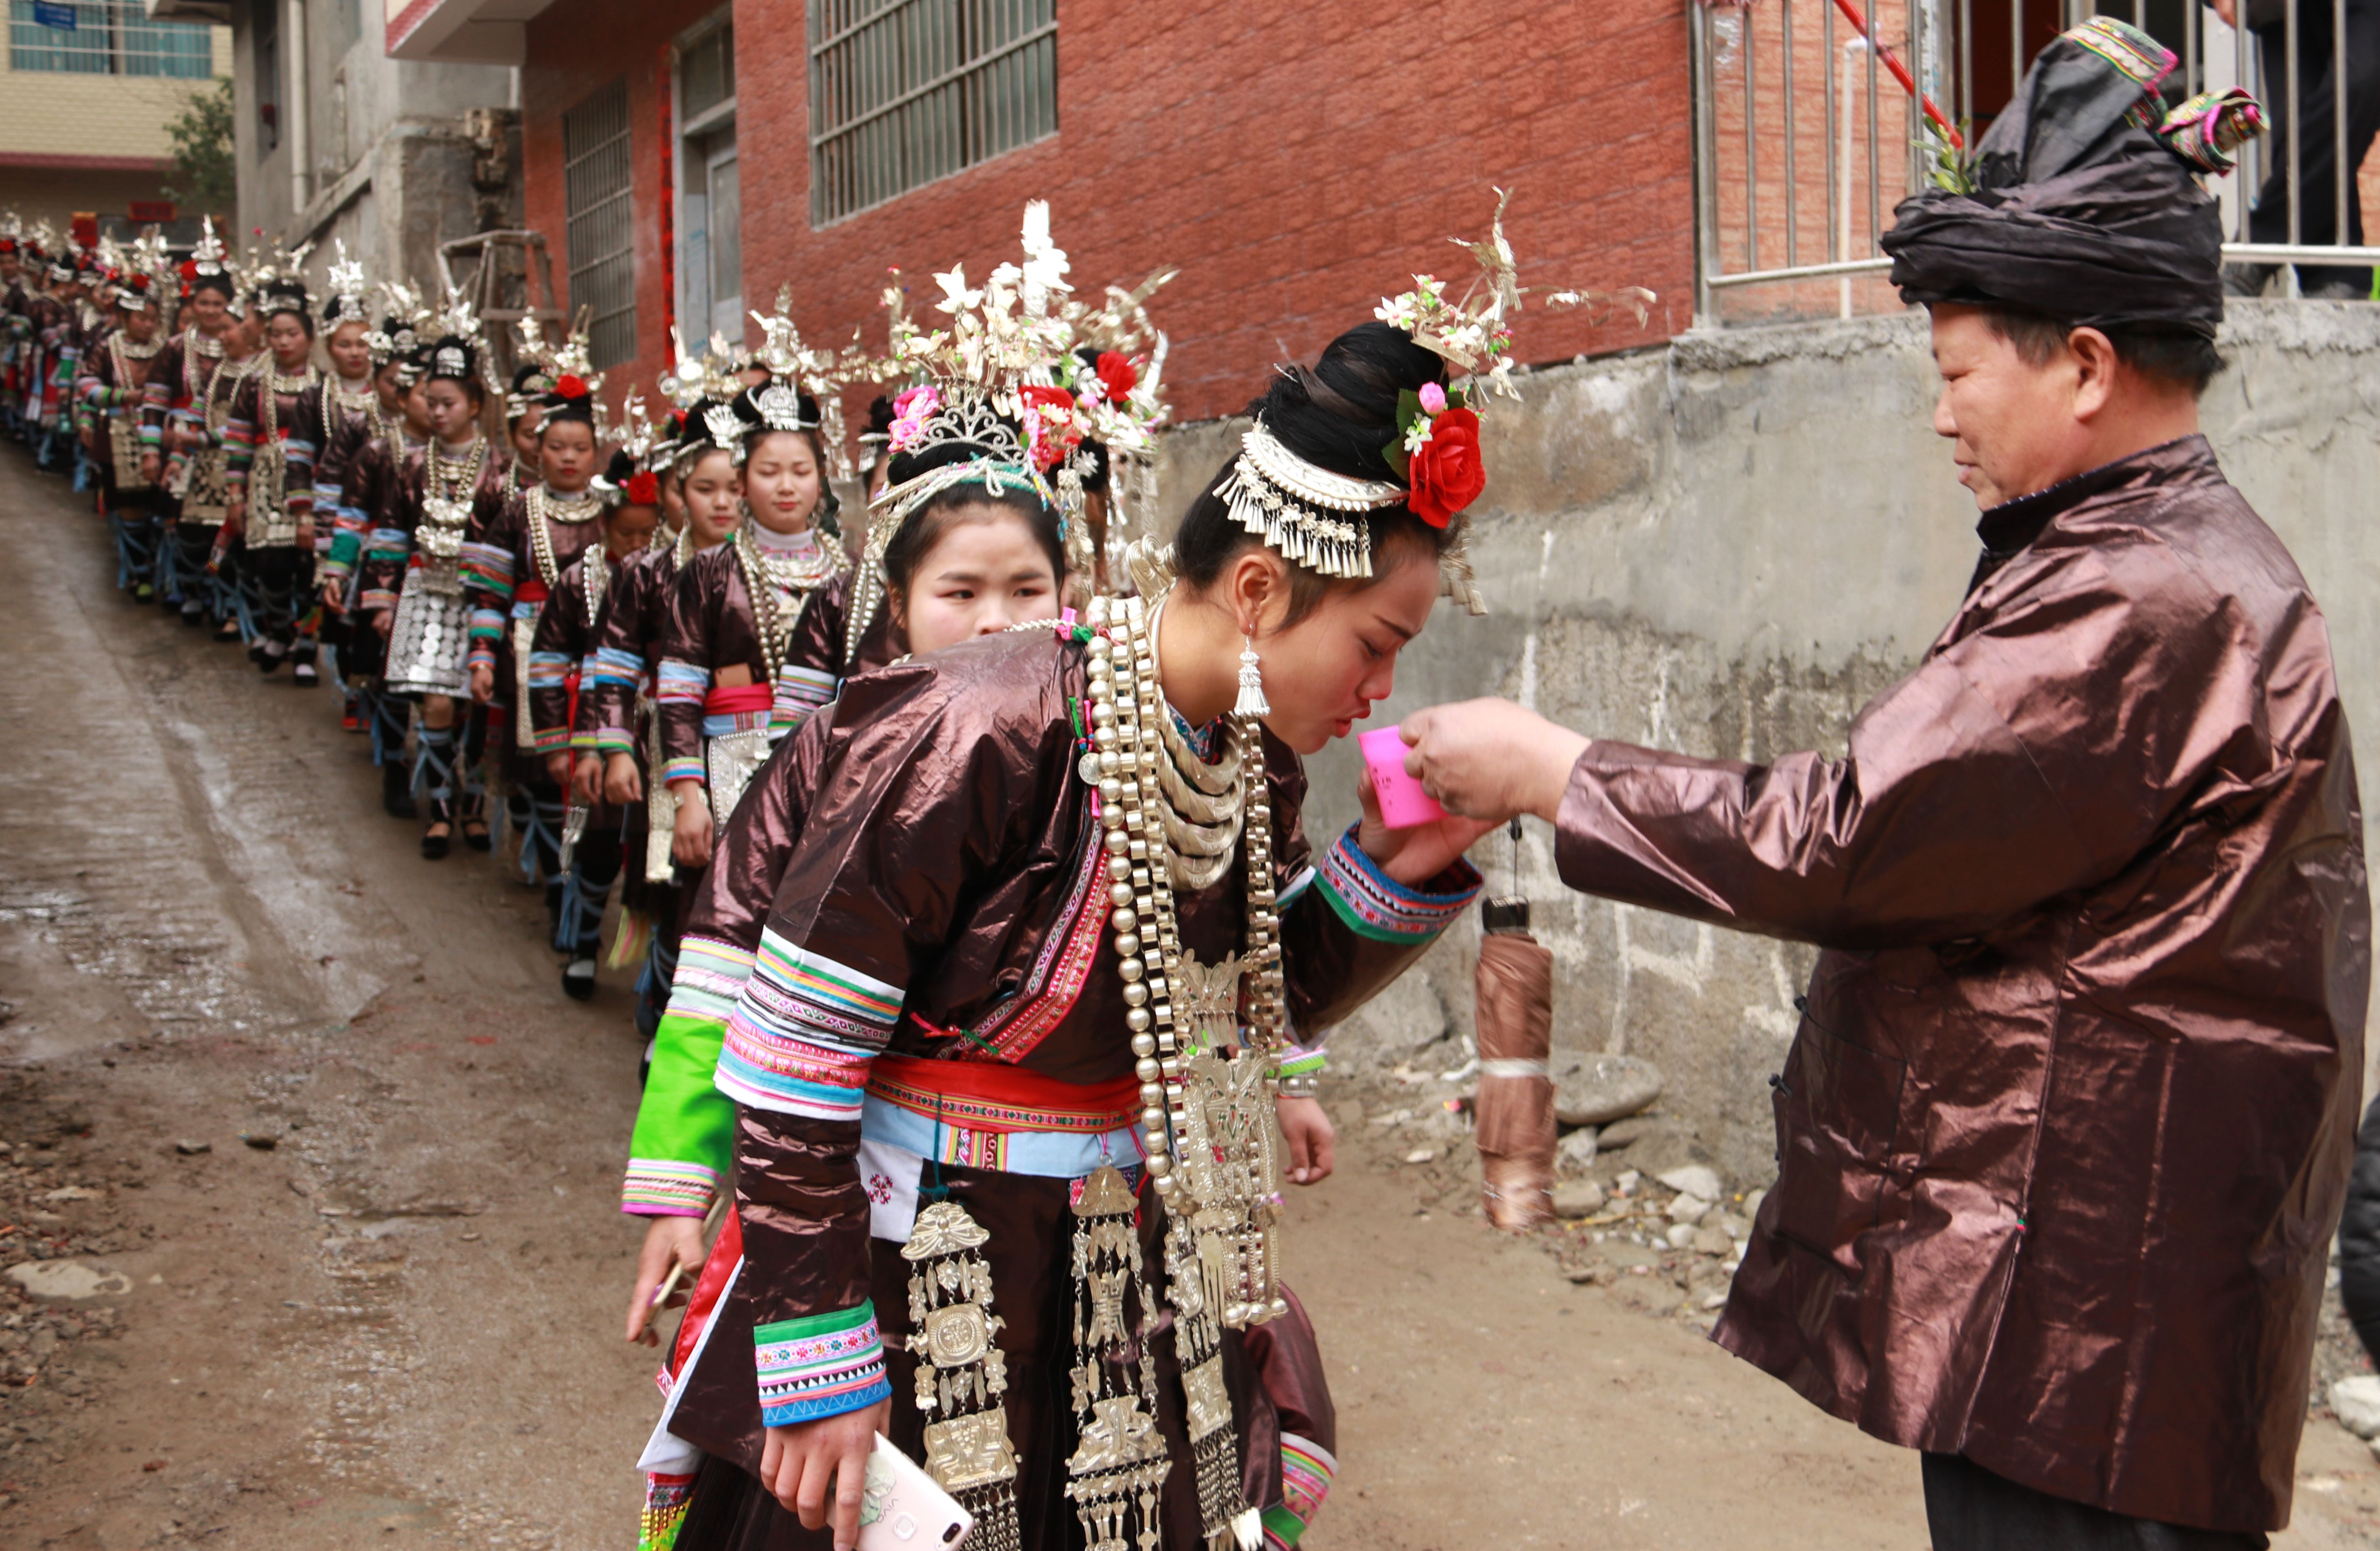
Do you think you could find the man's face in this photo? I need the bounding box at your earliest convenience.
[1929,304,2090,511]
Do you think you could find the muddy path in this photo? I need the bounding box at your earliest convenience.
[1,448,2373,1550]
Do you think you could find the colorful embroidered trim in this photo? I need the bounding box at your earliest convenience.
[770,664,839,736]
[584,645,644,692]
[527,650,572,690]
[1276,1044,1326,1079]
[754,1302,891,1425]
[458,538,515,600]
[714,929,902,1121]
[660,755,707,786]
[1276,862,1317,913]
[1262,1432,1338,1549]
[964,802,1109,1061]
[468,604,505,643]
[639,1471,697,1551]
[663,934,757,1026]
[859,1096,1145,1179]
[1315,823,1480,942]
[655,659,711,705]
[620,1158,720,1217]
[580,722,635,754]
[864,1057,1140,1134]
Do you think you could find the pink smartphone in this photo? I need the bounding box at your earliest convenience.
[857,1433,974,1550]
[1357,725,1446,829]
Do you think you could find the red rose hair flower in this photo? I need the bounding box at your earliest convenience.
[625,470,660,505]
[556,373,588,399]
[1404,406,1485,529]
[1093,351,1139,402]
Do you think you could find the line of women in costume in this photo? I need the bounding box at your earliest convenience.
[16,195,1552,1551]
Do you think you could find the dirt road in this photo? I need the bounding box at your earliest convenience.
[1,450,2375,1550]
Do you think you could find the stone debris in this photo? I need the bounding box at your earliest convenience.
[2331,1376,2380,1439]
[175,1140,211,1155]
[1656,1165,1725,1202]
[1552,1180,1607,1219]
[5,1261,131,1300]
[1555,1128,1600,1174]
[1549,1052,1664,1127]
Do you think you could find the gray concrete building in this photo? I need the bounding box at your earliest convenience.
[171,0,520,299]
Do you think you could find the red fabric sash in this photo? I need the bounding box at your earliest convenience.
[703,683,774,715]
[866,1053,1140,1135]
[664,1206,743,1383]
[516,579,550,606]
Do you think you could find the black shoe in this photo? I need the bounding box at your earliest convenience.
[382,759,419,819]
[292,659,318,687]
[460,794,493,853]
[561,958,598,1001]
[180,599,206,627]
[421,797,454,860]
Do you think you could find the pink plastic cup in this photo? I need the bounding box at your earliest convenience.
[1358,725,1446,829]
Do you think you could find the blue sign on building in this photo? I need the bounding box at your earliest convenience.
[30,2,79,29]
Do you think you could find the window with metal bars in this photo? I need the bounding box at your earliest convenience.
[808,0,1058,227]
[564,79,638,371]
[8,0,214,77]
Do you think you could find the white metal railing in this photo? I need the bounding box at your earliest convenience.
[1690,0,2380,323]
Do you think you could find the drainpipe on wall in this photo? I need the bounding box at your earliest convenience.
[285,0,310,215]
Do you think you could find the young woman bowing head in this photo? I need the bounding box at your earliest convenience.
[650,216,1504,1550]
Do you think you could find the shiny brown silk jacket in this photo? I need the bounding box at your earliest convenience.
[655,542,852,776]
[1554,437,2367,1534]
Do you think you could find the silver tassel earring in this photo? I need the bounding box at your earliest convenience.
[1234,636,1269,718]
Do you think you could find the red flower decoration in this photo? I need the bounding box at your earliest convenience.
[1094,351,1139,402]
[625,471,660,505]
[1405,407,1485,529]
[556,373,588,399]
[1018,384,1082,471]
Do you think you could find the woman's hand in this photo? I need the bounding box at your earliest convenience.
[139,450,160,484]
[373,608,394,640]
[670,779,714,866]
[469,661,495,705]
[295,519,314,552]
[1277,1095,1335,1184]
[543,751,572,789]
[759,1398,891,1549]
[604,751,643,806]
[571,754,604,807]
[1399,700,1589,826]
[1355,765,1498,888]
[320,578,345,614]
[221,498,245,539]
[624,1213,709,1346]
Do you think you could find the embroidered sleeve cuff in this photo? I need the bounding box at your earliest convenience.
[755,1303,891,1425]
[1315,824,1482,941]
[359,586,399,611]
[532,725,571,754]
[662,756,707,787]
[578,725,635,754]
[468,606,506,642]
[713,930,900,1122]
[1277,1044,1326,1078]
[620,1158,721,1217]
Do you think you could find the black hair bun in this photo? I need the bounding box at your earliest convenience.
[1243,319,1447,486]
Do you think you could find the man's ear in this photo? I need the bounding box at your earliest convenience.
[2066,326,2121,424]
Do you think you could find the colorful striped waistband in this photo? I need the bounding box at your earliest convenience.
[704,683,775,715]
[864,1054,1140,1135]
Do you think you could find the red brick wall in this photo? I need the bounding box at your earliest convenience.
[520,0,720,409]
[527,0,1696,426]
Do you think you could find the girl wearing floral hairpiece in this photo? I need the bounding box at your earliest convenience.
[298,288,402,721]
[646,319,1493,1551]
[74,268,169,602]
[652,382,856,872]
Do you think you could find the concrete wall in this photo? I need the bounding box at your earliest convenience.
[1145,298,2380,1190]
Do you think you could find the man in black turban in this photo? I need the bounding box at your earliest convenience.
[1405,19,2367,1549]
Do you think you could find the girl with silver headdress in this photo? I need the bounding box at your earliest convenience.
[650,377,852,871]
[73,263,169,601]
[325,323,438,819]
[222,275,324,680]
[383,326,513,858]
[139,222,240,629]
[635,204,1538,1551]
[285,246,385,696]
[461,371,618,997]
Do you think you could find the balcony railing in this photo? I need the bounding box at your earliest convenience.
[1689,0,2380,324]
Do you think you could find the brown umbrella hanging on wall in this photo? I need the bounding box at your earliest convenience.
[1475,819,1556,1231]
